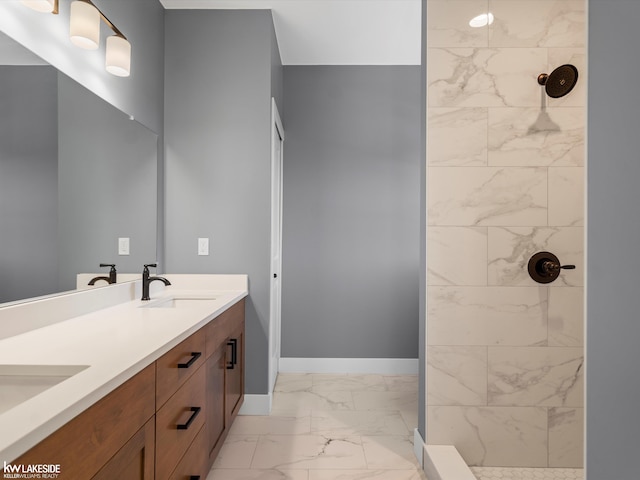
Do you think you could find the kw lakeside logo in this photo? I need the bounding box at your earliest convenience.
[2,462,60,479]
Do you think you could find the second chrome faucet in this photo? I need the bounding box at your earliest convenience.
[141,263,171,301]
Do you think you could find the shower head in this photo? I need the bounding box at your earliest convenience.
[537,64,579,98]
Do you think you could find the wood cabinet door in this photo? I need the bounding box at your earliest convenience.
[92,418,155,480]
[225,324,244,422]
[13,365,155,480]
[206,344,226,462]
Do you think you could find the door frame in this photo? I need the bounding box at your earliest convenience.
[269,97,284,396]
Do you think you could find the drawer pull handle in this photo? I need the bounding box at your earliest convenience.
[226,338,238,369]
[177,406,201,430]
[190,477,201,480]
[178,351,202,369]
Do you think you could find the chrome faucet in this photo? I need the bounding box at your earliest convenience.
[88,263,117,285]
[141,263,171,301]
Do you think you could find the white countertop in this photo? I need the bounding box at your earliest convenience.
[0,274,248,464]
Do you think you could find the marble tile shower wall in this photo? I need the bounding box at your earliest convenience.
[425,0,585,469]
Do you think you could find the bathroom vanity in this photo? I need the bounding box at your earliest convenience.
[0,275,247,480]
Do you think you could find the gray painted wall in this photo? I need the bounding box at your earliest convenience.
[587,1,640,478]
[281,66,421,358]
[0,66,58,303]
[271,21,284,112]
[57,75,158,292]
[164,10,281,394]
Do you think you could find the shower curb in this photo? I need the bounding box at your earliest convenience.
[423,445,476,480]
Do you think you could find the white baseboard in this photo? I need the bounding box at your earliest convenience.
[279,357,418,375]
[414,428,425,467]
[238,394,272,416]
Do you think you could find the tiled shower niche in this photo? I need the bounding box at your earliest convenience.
[425,0,585,468]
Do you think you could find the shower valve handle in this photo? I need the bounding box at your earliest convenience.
[528,252,576,284]
[541,260,576,273]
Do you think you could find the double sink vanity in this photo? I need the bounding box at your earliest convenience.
[0,274,247,480]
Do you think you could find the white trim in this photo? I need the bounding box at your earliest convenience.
[238,394,272,416]
[423,445,476,480]
[268,97,284,396]
[413,428,425,467]
[279,357,419,375]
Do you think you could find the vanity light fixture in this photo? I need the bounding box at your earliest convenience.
[105,35,131,77]
[70,0,131,77]
[20,0,58,14]
[21,0,131,77]
[69,0,100,49]
[469,12,494,28]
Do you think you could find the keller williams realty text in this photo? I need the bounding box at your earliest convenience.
[3,462,60,479]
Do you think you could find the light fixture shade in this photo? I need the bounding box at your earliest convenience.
[469,12,495,28]
[106,36,131,77]
[70,0,100,50]
[21,0,55,13]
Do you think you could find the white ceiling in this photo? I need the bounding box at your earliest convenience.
[160,0,422,65]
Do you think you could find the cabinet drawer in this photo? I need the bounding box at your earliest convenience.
[156,328,206,407]
[205,299,245,358]
[156,365,206,480]
[168,426,208,480]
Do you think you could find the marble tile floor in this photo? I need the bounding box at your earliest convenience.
[471,467,584,480]
[207,373,427,480]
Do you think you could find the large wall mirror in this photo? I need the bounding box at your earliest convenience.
[0,31,157,305]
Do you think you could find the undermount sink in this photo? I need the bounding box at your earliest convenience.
[0,364,89,415]
[142,296,218,309]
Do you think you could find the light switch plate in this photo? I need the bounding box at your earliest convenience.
[198,237,209,256]
[118,237,130,255]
